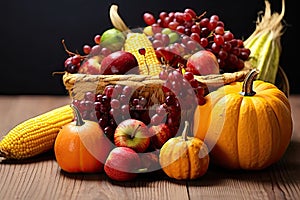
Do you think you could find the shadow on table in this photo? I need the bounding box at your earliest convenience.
[0,150,55,164]
[186,140,300,187]
[2,141,298,188]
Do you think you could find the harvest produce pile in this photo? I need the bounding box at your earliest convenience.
[0,0,293,181]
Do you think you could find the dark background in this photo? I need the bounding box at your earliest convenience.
[0,0,298,95]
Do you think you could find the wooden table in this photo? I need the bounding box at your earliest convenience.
[0,95,299,200]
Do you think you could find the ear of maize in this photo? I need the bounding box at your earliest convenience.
[0,105,74,160]
[124,32,162,76]
[244,0,285,84]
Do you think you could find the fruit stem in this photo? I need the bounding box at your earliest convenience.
[195,11,207,21]
[181,121,189,141]
[131,124,141,139]
[61,39,86,59]
[135,167,148,173]
[61,39,76,56]
[52,71,66,76]
[240,69,259,96]
[70,104,85,126]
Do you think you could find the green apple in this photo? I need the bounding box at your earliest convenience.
[100,28,125,52]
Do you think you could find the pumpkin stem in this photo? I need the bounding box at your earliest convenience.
[240,69,259,96]
[182,121,189,141]
[70,104,85,126]
[131,124,141,139]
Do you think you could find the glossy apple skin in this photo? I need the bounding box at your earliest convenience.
[139,150,161,172]
[185,50,220,75]
[155,49,187,67]
[100,51,139,75]
[78,56,102,75]
[114,119,150,153]
[149,123,173,149]
[104,147,141,181]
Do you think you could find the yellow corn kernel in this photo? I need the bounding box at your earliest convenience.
[0,105,74,160]
[124,32,162,76]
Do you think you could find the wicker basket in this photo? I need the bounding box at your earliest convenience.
[62,68,251,136]
[63,68,253,100]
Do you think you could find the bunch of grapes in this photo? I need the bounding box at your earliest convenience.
[63,34,113,74]
[143,8,251,72]
[159,66,207,107]
[72,83,185,141]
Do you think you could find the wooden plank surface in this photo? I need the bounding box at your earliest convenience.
[0,95,299,200]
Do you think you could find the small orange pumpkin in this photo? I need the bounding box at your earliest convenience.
[159,121,210,180]
[54,104,113,173]
[194,69,293,170]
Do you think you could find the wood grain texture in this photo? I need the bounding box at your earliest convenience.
[0,95,299,200]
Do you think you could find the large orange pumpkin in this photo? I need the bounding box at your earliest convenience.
[54,105,113,173]
[193,69,293,170]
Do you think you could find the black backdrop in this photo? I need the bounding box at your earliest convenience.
[0,0,297,95]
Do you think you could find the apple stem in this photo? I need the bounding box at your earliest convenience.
[131,124,141,139]
[135,167,148,173]
[182,121,189,141]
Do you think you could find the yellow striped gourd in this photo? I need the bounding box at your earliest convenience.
[0,105,74,160]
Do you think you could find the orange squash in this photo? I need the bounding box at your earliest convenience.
[193,69,293,170]
[159,121,210,180]
[54,104,113,173]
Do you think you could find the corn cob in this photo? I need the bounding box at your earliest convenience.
[124,32,162,76]
[109,4,162,76]
[0,105,74,160]
[244,0,285,84]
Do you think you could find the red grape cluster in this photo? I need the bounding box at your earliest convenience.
[143,8,251,72]
[72,84,184,141]
[63,34,113,74]
[64,54,82,74]
[159,66,207,107]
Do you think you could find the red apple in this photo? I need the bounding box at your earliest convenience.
[149,123,173,149]
[78,55,102,75]
[104,146,141,181]
[139,150,161,172]
[155,49,187,67]
[100,50,139,75]
[185,50,220,75]
[114,119,150,153]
